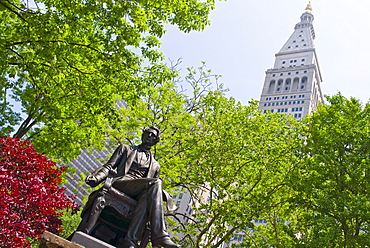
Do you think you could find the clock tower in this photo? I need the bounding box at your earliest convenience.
[258,2,324,118]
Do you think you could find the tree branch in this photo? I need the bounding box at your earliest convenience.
[8,40,103,53]
[196,213,220,247]
[0,0,27,22]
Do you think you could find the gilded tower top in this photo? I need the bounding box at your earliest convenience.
[305,2,312,12]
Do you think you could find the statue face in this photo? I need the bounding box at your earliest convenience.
[141,128,159,147]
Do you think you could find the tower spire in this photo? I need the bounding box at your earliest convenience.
[305,1,312,12]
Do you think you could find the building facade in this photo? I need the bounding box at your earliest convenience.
[258,2,324,118]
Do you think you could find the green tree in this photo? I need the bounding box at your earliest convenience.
[157,89,302,247]
[64,61,302,247]
[286,93,370,247]
[0,0,219,162]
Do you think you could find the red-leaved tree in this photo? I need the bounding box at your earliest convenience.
[0,136,78,248]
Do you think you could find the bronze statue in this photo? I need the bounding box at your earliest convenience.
[81,127,180,248]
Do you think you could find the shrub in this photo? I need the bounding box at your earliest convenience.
[0,136,78,248]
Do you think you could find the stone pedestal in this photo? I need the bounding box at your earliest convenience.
[39,231,116,248]
[71,231,116,248]
[39,231,83,248]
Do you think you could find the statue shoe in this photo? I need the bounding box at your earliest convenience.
[152,236,180,248]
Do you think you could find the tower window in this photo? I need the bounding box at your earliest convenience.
[282,61,286,64]
[295,45,299,47]
[296,72,299,74]
[288,46,291,49]
[303,44,307,46]
[301,39,305,42]
[288,72,291,75]
[302,59,305,61]
[304,71,307,73]
[272,74,276,77]
[294,60,297,62]
[293,40,296,43]
[277,88,280,91]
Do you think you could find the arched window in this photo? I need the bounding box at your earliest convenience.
[301,77,308,91]
[268,80,276,93]
[284,78,291,92]
[292,77,299,92]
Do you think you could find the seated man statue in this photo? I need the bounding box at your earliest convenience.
[84,127,180,248]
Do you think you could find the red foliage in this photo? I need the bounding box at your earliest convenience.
[0,136,78,248]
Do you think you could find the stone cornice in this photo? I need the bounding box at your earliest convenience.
[275,48,315,56]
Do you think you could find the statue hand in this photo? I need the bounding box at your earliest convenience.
[86,175,99,187]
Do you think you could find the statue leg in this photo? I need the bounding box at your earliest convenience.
[147,179,180,248]
[146,178,167,240]
[124,190,148,243]
[113,179,153,247]
[113,178,179,248]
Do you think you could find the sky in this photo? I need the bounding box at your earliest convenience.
[159,0,370,106]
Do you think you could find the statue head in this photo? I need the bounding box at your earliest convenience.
[141,127,160,147]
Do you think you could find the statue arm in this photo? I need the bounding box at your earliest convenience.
[85,145,123,187]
